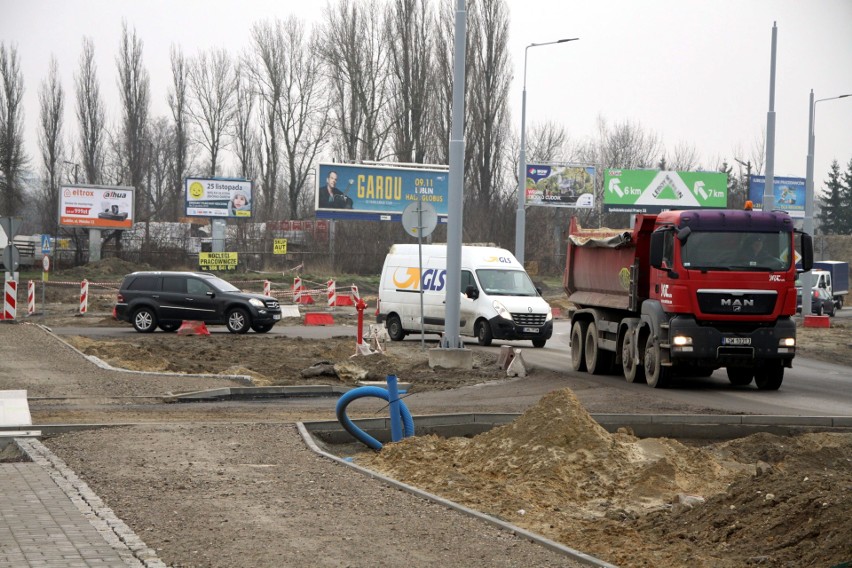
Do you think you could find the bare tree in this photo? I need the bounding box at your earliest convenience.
[0,42,28,215]
[143,116,175,221]
[37,55,64,233]
[167,46,191,220]
[318,0,390,161]
[245,19,285,217]
[232,63,257,182]
[75,37,106,185]
[277,17,330,218]
[385,0,434,163]
[663,141,701,172]
[116,21,150,216]
[187,48,236,177]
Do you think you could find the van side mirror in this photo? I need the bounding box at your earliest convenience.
[465,285,479,300]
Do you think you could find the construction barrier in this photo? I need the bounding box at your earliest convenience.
[3,279,16,321]
[177,320,211,335]
[27,281,34,316]
[79,279,89,315]
[263,280,271,296]
[327,279,336,306]
[304,312,334,326]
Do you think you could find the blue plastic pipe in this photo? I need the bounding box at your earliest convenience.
[387,375,403,443]
[335,384,415,451]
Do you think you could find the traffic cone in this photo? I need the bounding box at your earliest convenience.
[177,320,210,335]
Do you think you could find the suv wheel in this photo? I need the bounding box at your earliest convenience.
[133,307,157,333]
[226,308,251,334]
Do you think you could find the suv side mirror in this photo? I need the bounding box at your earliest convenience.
[465,285,479,300]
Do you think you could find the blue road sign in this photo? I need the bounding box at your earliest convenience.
[41,234,52,254]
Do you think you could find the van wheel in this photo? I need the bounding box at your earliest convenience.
[531,339,546,348]
[132,307,157,333]
[226,308,250,334]
[570,320,588,372]
[387,315,405,341]
[475,319,493,346]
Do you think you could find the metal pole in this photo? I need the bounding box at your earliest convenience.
[442,0,467,349]
[802,91,851,315]
[417,196,425,350]
[763,22,778,212]
[514,38,578,265]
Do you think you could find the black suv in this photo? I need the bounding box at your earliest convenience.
[114,271,281,334]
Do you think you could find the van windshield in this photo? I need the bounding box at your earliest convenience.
[476,269,538,296]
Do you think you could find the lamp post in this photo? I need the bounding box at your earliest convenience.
[734,158,752,209]
[802,91,851,315]
[515,37,578,265]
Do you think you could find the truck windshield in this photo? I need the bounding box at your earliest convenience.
[681,231,791,271]
[476,269,538,296]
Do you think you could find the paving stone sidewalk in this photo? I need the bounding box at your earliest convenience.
[0,439,165,568]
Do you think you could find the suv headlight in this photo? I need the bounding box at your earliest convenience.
[492,300,513,321]
[249,298,265,308]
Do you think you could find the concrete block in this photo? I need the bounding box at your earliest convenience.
[428,347,473,370]
[803,315,830,328]
[497,345,515,369]
[506,350,526,377]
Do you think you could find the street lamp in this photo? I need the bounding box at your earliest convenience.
[515,37,579,265]
[802,90,851,314]
[734,158,752,209]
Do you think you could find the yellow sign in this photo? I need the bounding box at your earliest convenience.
[273,238,288,255]
[199,252,238,271]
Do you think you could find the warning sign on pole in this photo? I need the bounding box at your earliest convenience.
[273,238,288,255]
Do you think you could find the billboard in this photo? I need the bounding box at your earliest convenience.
[59,185,135,229]
[748,175,805,218]
[185,178,253,218]
[603,169,728,213]
[524,164,595,208]
[315,163,449,221]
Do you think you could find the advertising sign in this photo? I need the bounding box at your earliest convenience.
[185,178,253,218]
[603,169,728,213]
[315,163,449,221]
[59,185,135,229]
[748,175,805,218]
[198,252,238,271]
[524,164,595,208]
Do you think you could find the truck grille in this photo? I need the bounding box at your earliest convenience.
[512,313,547,326]
[696,290,776,315]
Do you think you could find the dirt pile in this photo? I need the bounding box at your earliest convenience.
[360,389,852,567]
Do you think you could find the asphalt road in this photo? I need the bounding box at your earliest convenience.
[50,319,852,417]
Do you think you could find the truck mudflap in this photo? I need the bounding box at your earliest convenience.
[487,316,553,341]
[667,315,796,367]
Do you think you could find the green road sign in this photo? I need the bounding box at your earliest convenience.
[603,169,728,213]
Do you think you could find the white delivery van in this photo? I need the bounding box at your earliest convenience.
[377,244,553,347]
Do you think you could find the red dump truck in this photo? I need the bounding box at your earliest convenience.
[564,209,813,390]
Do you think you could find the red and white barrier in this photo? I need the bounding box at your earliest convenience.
[263,280,271,296]
[3,279,17,321]
[79,279,89,314]
[27,280,35,316]
[293,277,302,303]
[327,280,337,306]
[351,284,360,303]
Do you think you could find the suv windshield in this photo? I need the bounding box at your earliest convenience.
[205,276,241,292]
[476,269,538,296]
[681,231,791,271]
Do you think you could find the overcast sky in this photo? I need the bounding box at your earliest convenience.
[3,0,851,194]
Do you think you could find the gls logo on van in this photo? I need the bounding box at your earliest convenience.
[484,256,514,264]
[392,267,447,291]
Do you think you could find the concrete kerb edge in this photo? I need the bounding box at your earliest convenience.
[295,422,618,568]
[14,437,167,568]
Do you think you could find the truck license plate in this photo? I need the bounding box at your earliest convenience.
[523,327,538,333]
[723,337,750,345]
